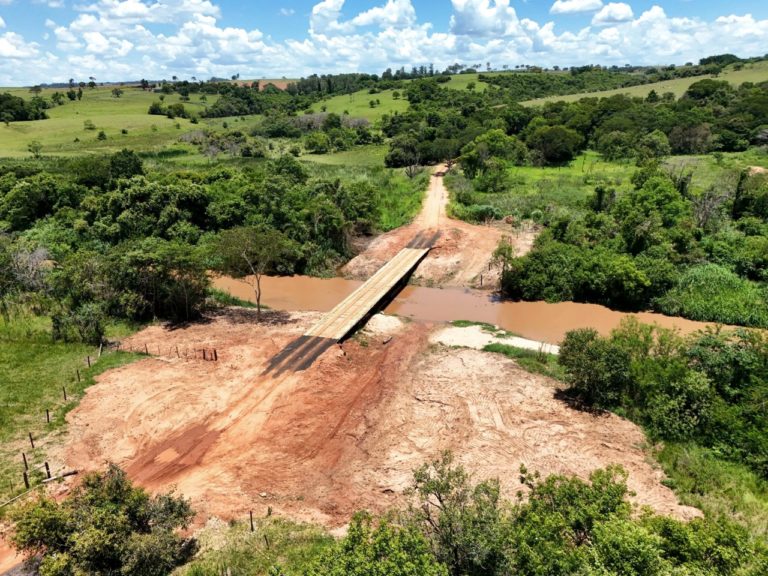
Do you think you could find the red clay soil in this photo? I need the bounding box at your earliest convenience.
[343,166,536,289]
[56,311,698,528]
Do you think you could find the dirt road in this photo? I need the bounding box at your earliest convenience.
[56,313,698,528]
[344,166,535,289]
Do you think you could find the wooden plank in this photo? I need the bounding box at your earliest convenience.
[305,247,429,341]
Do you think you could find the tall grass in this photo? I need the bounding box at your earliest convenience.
[306,163,428,231]
[655,264,768,327]
[178,517,333,576]
[0,311,141,505]
[656,443,768,541]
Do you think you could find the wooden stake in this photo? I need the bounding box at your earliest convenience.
[63,386,68,401]
[22,471,29,490]
[144,343,149,354]
[98,343,103,357]
[44,462,51,479]
[249,510,254,532]
[76,369,81,383]
[203,349,207,361]
[22,452,28,470]
[28,432,35,449]
[213,349,218,362]
[86,356,91,368]
[175,345,179,358]
[46,409,50,424]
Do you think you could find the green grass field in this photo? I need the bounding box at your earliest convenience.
[522,61,768,106]
[447,149,767,219]
[0,313,140,507]
[301,143,388,167]
[0,85,220,157]
[442,73,488,92]
[314,88,408,122]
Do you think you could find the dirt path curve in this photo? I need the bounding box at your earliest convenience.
[344,165,536,289]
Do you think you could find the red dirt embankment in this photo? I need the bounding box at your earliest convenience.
[56,312,698,527]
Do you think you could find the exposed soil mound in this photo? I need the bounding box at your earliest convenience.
[58,313,698,527]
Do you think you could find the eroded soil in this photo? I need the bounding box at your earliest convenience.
[55,312,698,528]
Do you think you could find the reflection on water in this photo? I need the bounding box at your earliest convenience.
[213,275,714,344]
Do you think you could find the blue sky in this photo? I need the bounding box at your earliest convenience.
[1,1,767,85]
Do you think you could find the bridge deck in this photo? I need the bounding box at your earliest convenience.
[305,246,430,340]
[264,232,437,375]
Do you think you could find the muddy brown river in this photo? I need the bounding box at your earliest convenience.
[214,275,715,343]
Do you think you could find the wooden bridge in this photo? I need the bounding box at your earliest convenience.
[264,231,438,375]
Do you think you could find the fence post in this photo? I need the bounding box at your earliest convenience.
[63,386,68,401]
[86,356,91,368]
[46,409,50,424]
[145,343,149,355]
[22,452,28,471]
[28,432,35,449]
[22,471,29,490]
[44,462,51,479]
[76,369,81,383]
[249,510,254,532]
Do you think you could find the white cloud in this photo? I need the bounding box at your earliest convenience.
[279,8,294,16]
[551,0,603,15]
[0,32,39,59]
[352,0,416,29]
[450,0,523,37]
[2,0,768,86]
[592,3,634,26]
[0,17,5,29]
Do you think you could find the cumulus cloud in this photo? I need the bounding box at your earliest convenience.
[592,3,634,26]
[550,0,603,15]
[0,32,39,59]
[0,17,5,29]
[1,0,768,86]
[450,0,523,37]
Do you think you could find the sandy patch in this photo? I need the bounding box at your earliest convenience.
[431,324,560,355]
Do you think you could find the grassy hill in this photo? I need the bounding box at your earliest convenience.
[0,85,216,157]
[314,88,408,122]
[522,60,768,106]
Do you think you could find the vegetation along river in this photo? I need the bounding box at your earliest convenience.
[214,275,715,344]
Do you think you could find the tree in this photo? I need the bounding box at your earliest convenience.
[306,513,447,576]
[527,125,583,165]
[10,464,195,576]
[27,140,42,158]
[111,87,124,98]
[216,225,297,319]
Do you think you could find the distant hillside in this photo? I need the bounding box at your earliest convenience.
[522,60,768,106]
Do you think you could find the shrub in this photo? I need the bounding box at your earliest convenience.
[655,264,768,327]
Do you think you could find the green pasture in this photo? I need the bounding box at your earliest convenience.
[0,85,217,157]
[522,60,768,106]
[442,73,489,92]
[314,88,408,122]
[301,143,388,167]
[447,149,764,218]
[0,312,141,506]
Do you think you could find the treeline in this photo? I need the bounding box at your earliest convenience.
[0,93,49,122]
[385,75,768,173]
[10,453,767,575]
[478,59,749,102]
[497,165,768,327]
[0,151,422,341]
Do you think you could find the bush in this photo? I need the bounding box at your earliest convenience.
[10,465,195,575]
[655,264,768,327]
